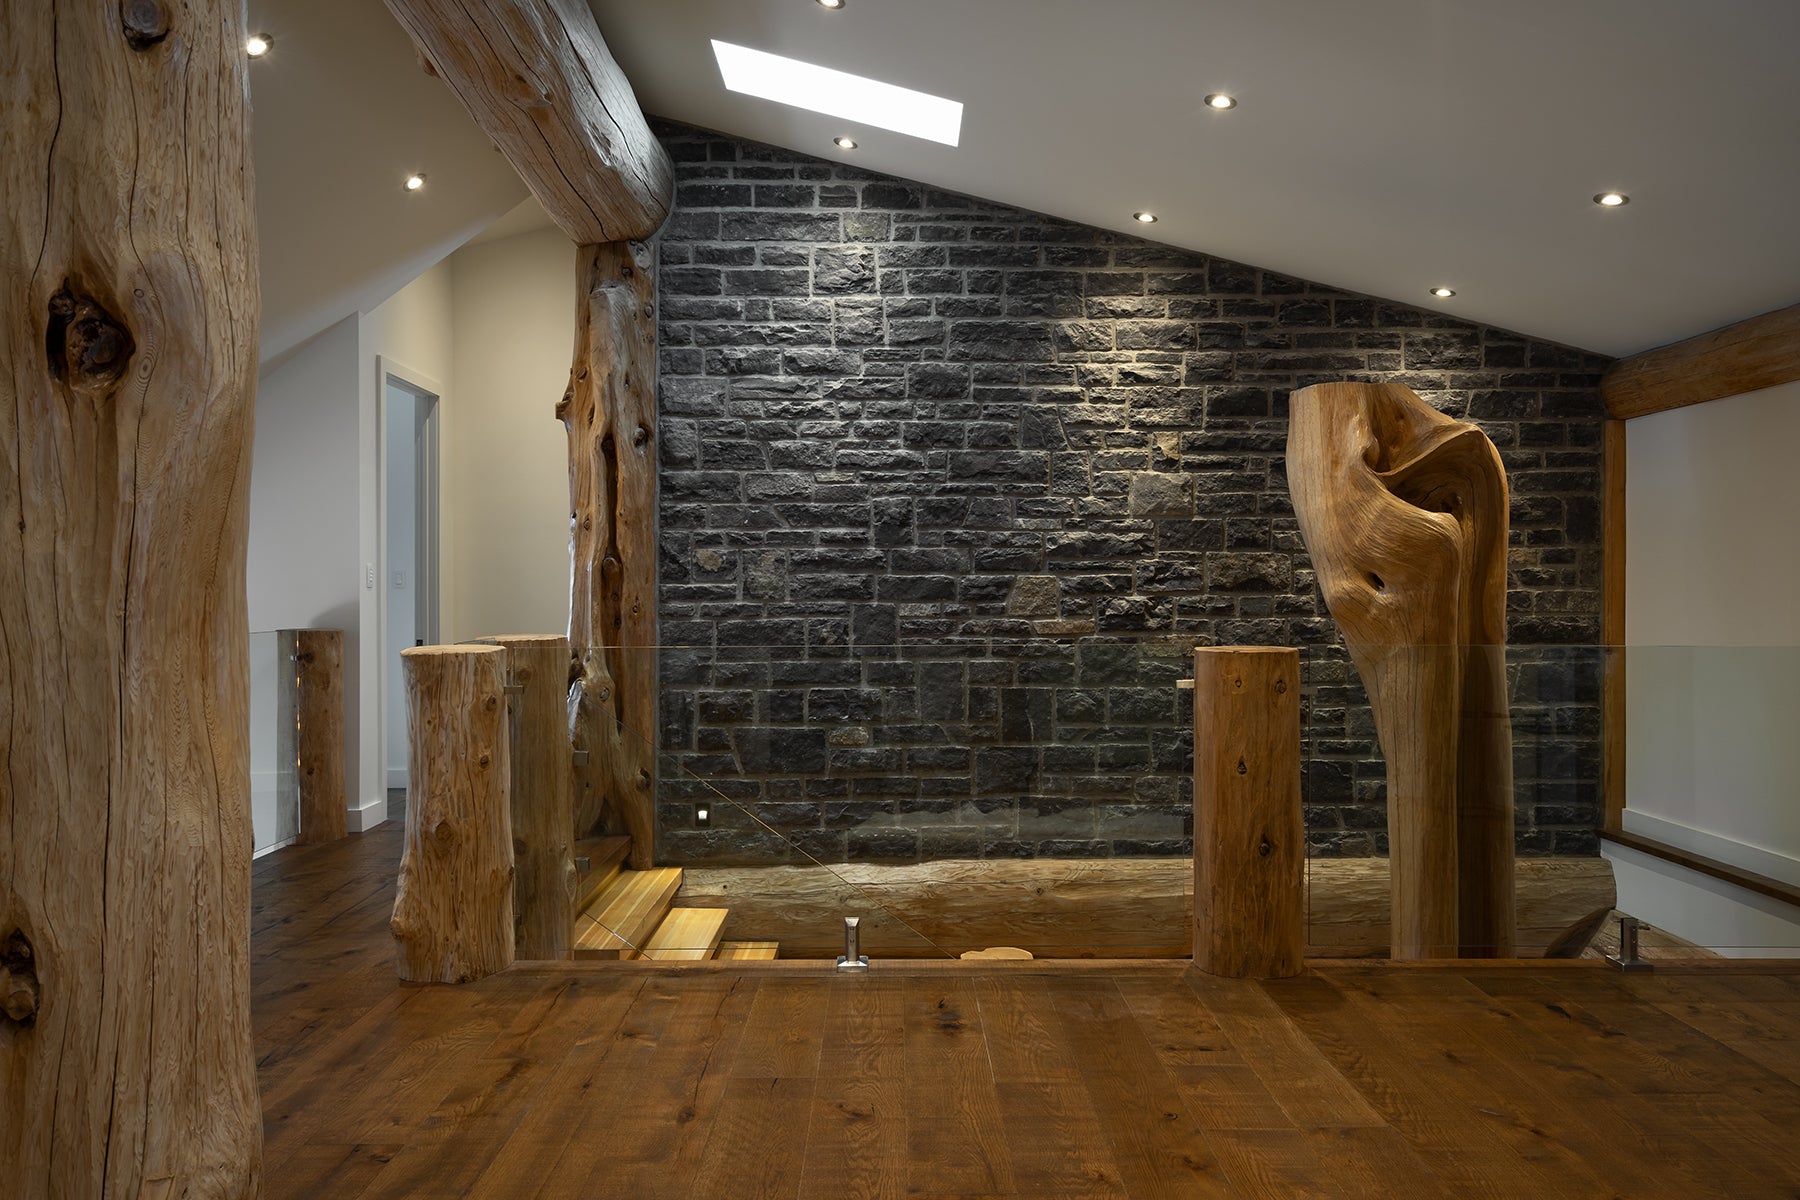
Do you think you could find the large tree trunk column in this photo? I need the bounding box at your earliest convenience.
[486,634,575,960]
[0,1,262,1194]
[392,646,515,982]
[1288,382,1515,959]
[562,241,657,867]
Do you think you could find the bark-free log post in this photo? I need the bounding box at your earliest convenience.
[392,645,515,983]
[293,629,347,845]
[1192,647,1304,978]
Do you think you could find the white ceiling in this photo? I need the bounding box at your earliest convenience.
[589,0,1800,358]
[251,0,526,365]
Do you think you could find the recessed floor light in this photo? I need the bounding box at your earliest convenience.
[834,136,858,150]
[1593,191,1629,207]
[1133,211,1159,224]
[712,40,963,146]
[246,33,272,57]
[1429,287,1456,299]
[404,173,426,192]
[1204,93,1237,110]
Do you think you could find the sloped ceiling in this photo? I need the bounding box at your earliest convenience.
[589,0,1800,358]
[250,0,526,365]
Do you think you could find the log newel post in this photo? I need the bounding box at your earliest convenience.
[293,628,348,845]
[1192,647,1305,979]
[392,646,516,982]
[1,0,263,1192]
[484,635,576,959]
[1287,381,1516,960]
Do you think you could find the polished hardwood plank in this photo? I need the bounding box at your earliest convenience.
[252,821,1800,1199]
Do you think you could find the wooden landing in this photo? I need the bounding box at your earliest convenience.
[716,940,779,961]
[250,821,1800,1200]
[673,856,1618,960]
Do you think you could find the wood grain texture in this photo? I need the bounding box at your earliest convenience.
[392,646,515,982]
[1600,301,1800,419]
[1288,381,1515,959]
[486,634,574,960]
[563,241,659,864]
[674,856,1614,960]
[251,824,1800,1200]
[1601,419,1626,836]
[294,629,347,845]
[381,0,673,244]
[0,1,263,1193]
[1193,647,1303,978]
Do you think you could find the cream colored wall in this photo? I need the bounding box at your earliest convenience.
[445,228,575,642]
[1618,380,1800,948]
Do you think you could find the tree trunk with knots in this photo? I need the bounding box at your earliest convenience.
[0,1,263,1194]
[562,241,658,866]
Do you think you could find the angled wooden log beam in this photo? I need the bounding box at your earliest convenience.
[1288,382,1516,959]
[0,0,263,1192]
[1600,302,1800,419]
[382,0,673,244]
[563,242,658,866]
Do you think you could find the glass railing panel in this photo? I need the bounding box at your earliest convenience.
[249,629,299,855]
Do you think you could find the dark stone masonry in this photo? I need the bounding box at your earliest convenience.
[650,119,1611,866]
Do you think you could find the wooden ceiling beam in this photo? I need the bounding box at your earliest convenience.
[1601,302,1800,419]
[384,0,674,244]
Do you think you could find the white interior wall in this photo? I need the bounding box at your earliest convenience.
[248,313,361,826]
[1618,379,1800,950]
[445,228,574,641]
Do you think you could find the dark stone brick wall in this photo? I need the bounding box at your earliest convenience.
[651,120,1611,866]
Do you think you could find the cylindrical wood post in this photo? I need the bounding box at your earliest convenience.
[294,629,347,844]
[486,635,576,960]
[391,645,515,982]
[1193,647,1304,978]
[1,2,263,1192]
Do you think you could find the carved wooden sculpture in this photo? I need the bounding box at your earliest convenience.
[0,1,263,1193]
[1288,382,1515,958]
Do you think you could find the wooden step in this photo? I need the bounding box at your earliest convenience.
[574,867,682,959]
[572,836,632,915]
[715,940,779,961]
[638,907,730,961]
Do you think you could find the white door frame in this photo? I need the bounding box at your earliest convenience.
[376,356,444,795]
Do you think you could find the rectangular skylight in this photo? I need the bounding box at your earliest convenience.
[711,40,963,147]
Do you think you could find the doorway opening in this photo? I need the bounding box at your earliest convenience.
[380,362,441,792]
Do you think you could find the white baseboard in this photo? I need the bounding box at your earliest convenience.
[386,767,409,789]
[348,794,388,832]
[253,836,297,860]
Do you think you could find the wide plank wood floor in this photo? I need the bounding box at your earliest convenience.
[254,818,1800,1198]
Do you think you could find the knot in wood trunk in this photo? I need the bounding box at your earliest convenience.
[47,284,135,389]
[120,0,171,49]
[1,931,39,1023]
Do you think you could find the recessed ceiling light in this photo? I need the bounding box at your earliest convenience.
[404,173,426,192]
[245,33,272,57]
[1133,211,1158,224]
[816,0,844,8]
[1204,93,1237,110]
[1593,191,1629,207]
[712,40,963,146]
[1429,287,1456,299]
[834,136,858,150]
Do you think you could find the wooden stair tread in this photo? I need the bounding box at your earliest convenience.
[572,836,632,915]
[715,940,779,961]
[574,867,682,959]
[639,908,730,961]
